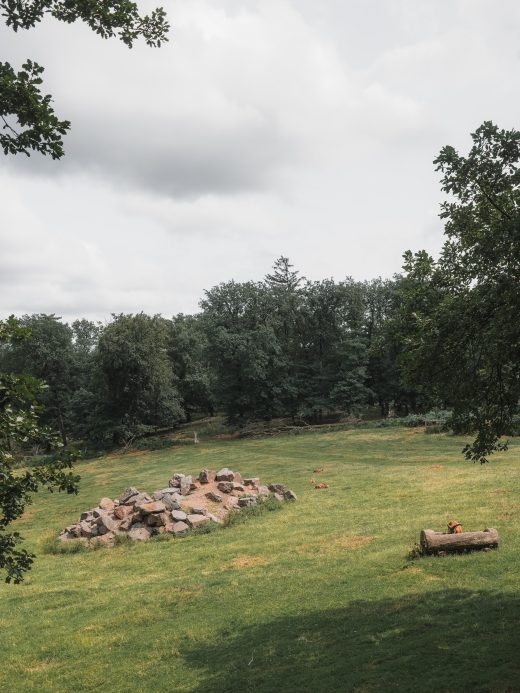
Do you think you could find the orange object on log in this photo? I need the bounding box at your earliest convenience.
[448,520,462,534]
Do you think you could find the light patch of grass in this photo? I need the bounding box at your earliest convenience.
[227,555,268,570]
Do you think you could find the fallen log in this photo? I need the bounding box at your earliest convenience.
[420,528,499,554]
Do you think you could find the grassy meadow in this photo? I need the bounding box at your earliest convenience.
[1,427,520,692]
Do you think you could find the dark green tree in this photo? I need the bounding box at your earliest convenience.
[0,318,79,583]
[169,315,215,422]
[97,313,182,443]
[400,122,520,462]
[201,281,285,421]
[5,314,75,445]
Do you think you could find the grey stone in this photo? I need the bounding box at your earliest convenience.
[180,476,193,496]
[152,490,164,501]
[128,524,152,541]
[119,487,140,504]
[171,509,187,522]
[273,492,285,502]
[243,478,260,488]
[284,489,298,501]
[238,496,257,507]
[168,473,185,488]
[232,483,245,492]
[65,524,82,538]
[268,483,286,494]
[190,506,206,515]
[92,532,115,547]
[217,481,234,494]
[99,497,115,510]
[205,491,223,503]
[216,468,235,482]
[187,514,210,528]
[171,521,190,535]
[135,500,166,515]
[126,492,152,506]
[79,520,97,538]
[162,494,181,511]
[114,504,133,520]
[119,516,133,531]
[80,510,94,522]
[145,513,165,527]
[95,510,120,533]
[198,468,215,484]
[257,485,270,496]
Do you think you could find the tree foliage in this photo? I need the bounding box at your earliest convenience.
[399,122,520,462]
[0,318,80,583]
[1,0,169,158]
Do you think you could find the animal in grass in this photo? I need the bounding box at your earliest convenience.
[447,520,462,534]
[314,482,329,489]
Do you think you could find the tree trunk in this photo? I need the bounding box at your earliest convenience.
[420,528,499,554]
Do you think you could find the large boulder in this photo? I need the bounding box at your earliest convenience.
[94,510,120,533]
[128,524,152,541]
[114,505,133,520]
[198,469,215,484]
[145,513,165,527]
[171,509,187,522]
[168,473,185,488]
[171,521,190,535]
[243,478,260,488]
[99,497,115,511]
[162,494,181,511]
[92,532,115,547]
[119,516,134,531]
[119,487,140,504]
[216,468,235,482]
[187,514,210,529]
[125,492,152,506]
[79,520,98,538]
[180,476,193,496]
[135,500,166,515]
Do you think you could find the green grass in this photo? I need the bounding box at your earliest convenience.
[2,427,520,692]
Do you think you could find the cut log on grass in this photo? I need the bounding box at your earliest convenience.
[420,528,499,554]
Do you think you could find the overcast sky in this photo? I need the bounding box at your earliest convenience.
[1,0,519,322]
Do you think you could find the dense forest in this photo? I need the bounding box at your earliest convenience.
[0,257,431,448]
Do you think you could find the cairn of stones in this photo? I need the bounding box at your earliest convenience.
[58,467,297,546]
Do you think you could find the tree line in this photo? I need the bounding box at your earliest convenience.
[0,260,425,448]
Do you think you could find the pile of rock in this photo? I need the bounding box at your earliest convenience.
[58,467,297,546]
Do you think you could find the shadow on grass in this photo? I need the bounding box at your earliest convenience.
[184,589,520,693]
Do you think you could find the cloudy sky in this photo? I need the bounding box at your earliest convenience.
[1,0,519,321]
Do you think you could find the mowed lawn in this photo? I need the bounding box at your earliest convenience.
[2,428,520,693]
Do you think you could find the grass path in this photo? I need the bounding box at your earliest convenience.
[1,428,520,692]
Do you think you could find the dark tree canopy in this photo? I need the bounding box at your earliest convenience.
[399,122,520,462]
[0,318,80,583]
